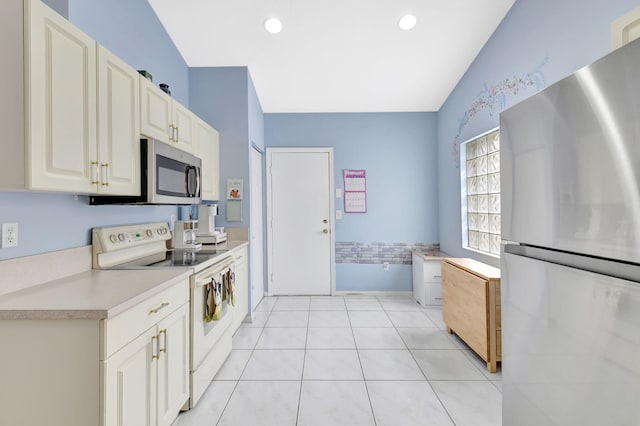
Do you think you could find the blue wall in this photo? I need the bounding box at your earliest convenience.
[68,0,189,105]
[0,0,184,261]
[43,0,68,17]
[437,0,638,267]
[265,112,438,291]
[189,67,251,227]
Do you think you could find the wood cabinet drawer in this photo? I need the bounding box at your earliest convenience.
[102,279,189,359]
[442,261,488,359]
[423,261,442,283]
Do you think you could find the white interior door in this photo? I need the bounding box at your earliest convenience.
[267,148,334,295]
[250,147,265,310]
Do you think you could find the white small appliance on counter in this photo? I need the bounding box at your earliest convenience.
[196,204,227,244]
[173,220,202,250]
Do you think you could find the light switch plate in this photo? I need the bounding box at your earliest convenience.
[336,188,343,198]
[336,210,343,220]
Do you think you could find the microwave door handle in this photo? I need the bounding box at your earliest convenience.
[185,166,198,197]
[194,168,200,198]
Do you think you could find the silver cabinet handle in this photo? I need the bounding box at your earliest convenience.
[176,126,179,142]
[322,229,329,234]
[434,275,441,278]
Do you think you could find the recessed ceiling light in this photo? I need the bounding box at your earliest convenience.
[264,18,283,34]
[398,14,417,31]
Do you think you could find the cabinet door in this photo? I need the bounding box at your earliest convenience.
[97,46,140,195]
[172,102,195,153]
[103,327,157,426]
[195,118,220,200]
[27,0,96,192]
[140,77,172,143]
[232,247,249,331]
[156,304,190,426]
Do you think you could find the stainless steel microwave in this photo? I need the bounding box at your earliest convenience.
[90,139,202,205]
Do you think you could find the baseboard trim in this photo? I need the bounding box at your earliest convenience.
[333,290,413,296]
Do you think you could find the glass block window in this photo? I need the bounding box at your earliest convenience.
[462,129,501,256]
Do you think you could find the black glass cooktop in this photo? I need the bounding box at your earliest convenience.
[114,248,229,268]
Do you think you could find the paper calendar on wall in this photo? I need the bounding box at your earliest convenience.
[343,169,367,213]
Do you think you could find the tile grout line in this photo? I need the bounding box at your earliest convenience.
[378,295,460,426]
[393,297,459,426]
[294,299,312,426]
[216,298,276,425]
[347,299,379,426]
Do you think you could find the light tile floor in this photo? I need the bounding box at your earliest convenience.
[173,295,502,426]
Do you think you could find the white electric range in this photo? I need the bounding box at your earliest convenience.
[92,222,236,408]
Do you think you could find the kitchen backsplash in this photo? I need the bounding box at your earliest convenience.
[335,242,440,265]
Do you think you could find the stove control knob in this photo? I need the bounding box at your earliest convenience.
[109,234,117,243]
[146,229,153,238]
[118,233,125,242]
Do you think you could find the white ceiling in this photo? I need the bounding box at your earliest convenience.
[147,0,515,113]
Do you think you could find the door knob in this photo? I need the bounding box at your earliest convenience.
[322,229,329,234]
[322,219,328,223]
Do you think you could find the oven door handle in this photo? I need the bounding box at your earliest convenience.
[194,259,235,287]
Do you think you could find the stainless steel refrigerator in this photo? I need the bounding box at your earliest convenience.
[500,38,640,425]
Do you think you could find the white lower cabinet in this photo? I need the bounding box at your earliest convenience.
[103,303,189,426]
[103,283,189,426]
[103,327,157,426]
[156,304,190,426]
[412,253,443,306]
[0,278,189,426]
[231,245,249,332]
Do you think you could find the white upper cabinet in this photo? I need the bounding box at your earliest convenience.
[140,77,195,153]
[172,101,195,153]
[27,0,97,192]
[97,45,141,195]
[0,0,141,194]
[194,117,220,201]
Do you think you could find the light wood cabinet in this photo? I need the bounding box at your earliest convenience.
[140,77,195,153]
[194,117,220,201]
[442,258,501,372]
[231,245,249,332]
[1,0,140,194]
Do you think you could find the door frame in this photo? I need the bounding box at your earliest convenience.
[250,145,265,311]
[266,147,336,296]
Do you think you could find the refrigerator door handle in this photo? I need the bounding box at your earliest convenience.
[504,243,640,285]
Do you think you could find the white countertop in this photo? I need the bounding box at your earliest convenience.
[412,249,450,261]
[0,240,249,321]
[0,268,192,320]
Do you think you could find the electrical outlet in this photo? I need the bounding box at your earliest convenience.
[383,262,389,271]
[2,223,18,248]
